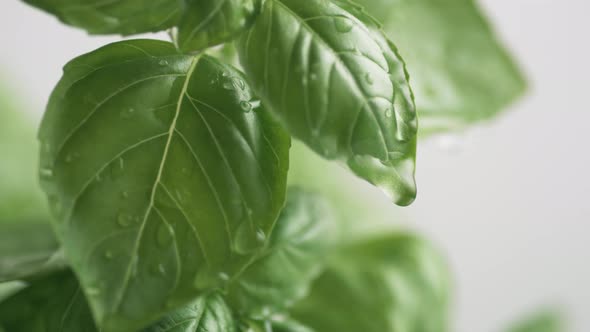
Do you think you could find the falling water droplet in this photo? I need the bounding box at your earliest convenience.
[334,17,354,33]
[240,101,253,112]
[157,223,174,248]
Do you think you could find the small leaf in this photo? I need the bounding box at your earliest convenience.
[291,233,450,332]
[0,271,98,332]
[506,310,563,332]
[0,221,65,282]
[354,0,527,134]
[39,39,290,331]
[144,293,237,332]
[226,187,335,318]
[237,0,418,206]
[21,0,183,35]
[177,0,260,52]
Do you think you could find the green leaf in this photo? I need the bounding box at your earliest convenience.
[226,187,335,318]
[22,0,183,35]
[144,293,237,332]
[506,311,563,332]
[176,0,259,53]
[236,0,418,206]
[22,0,258,53]
[354,0,526,134]
[38,39,290,331]
[0,77,48,221]
[291,234,450,332]
[241,317,313,332]
[0,221,64,282]
[0,271,98,332]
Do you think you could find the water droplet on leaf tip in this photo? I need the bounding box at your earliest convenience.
[240,101,253,112]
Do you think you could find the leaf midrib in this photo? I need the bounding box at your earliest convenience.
[111,55,203,314]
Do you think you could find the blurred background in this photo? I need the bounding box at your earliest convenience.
[0,0,588,331]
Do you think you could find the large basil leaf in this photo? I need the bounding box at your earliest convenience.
[241,317,313,332]
[237,0,418,206]
[355,0,526,134]
[38,39,290,331]
[0,78,48,221]
[291,234,450,332]
[22,0,183,35]
[145,293,237,332]
[227,187,335,318]
[176,0,259,53]
[0,271,98,332]
[506,311,562,332]
[0,222,64,282]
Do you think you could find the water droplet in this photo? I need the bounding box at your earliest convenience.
[121,191,129,199]
[48,195,63,217]
[111,158,125,178]
[150,263,166,276]
[334,17,354,33]
[218,272,230,282]
[385,108,393,118]
[157,223,174,248]
[256,229,266,242]
[365,72,374,85]
[40,168,53,179]
[223,81,234,90]
[233,222,265,255]
[240,101,253,112]
[235,78,246,90]
[87,287,101,296]
[117,213,135,227]
[158,59,168,66]
[121,108,135,119]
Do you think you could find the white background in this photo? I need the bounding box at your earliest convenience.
[1,1,588,331]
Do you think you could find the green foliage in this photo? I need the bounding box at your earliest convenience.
[354,0,526,134]
[38,39,289,331]
[3,0,531,330]
[506,311,563,332]
[237,0,417,206]
[291,234,450,332]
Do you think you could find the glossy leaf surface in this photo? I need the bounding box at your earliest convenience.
[177,0,259,52]
[38,39,290,331]
[145,293,236,332]
[227,187,334,318]
[237,0,418,206]
[0,271,98,332]
[22,0,258,53]
[292,234,450,332]
[355,0,526,134]
[22,0,183,35]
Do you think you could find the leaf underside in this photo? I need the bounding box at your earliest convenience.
[38,39,289,331]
